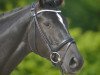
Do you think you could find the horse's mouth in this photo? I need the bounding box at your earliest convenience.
[59,43,84,75]
[60,55,83,74]
[60,66,77,75]
[60,69,76,75]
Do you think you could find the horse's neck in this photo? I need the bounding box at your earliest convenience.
[0,6,32,75]
[0,6,31,34]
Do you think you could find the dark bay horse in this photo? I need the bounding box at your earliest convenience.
[0,0,83,75]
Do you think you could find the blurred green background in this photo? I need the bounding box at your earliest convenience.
[0,0,100,75]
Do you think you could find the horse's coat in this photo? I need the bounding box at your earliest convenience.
[0,0,83,75]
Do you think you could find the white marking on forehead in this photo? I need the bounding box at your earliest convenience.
[56,13,66,29]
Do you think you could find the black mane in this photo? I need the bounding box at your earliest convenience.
[0,7,23,19]
[0,6,31,34]
[39,0,63,8]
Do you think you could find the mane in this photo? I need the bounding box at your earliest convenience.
[0,7,23,19]
[0,5,31,34]
[39,0,63,8]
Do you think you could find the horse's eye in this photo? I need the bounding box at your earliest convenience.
[44,22,50,27]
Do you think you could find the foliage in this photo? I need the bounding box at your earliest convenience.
[0,0,100,75]
[70,28,100,75]
[0,0,35,12]
[62,0,100,31]
[11,53,60,75]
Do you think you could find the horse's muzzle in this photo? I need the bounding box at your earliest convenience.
[61,43,84,74]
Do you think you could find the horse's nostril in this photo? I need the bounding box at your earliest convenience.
[69,57,78,69]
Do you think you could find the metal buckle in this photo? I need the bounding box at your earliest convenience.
[50,52,61,64]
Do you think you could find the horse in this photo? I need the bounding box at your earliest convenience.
[0,0,83,75]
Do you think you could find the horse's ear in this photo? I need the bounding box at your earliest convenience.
[39,0,63,8]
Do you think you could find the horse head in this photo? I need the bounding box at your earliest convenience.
[28,0,84,74]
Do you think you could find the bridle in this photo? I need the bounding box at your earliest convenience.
[30,4,75,66]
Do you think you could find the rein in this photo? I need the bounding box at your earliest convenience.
[30,3,75,72]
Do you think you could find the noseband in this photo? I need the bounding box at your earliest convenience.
[30,4,75,66]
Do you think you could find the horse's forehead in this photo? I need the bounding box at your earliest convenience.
[42,12,58,19]
[47,12,64,22]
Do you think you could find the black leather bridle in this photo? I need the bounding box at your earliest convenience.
[30,4,75,66]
